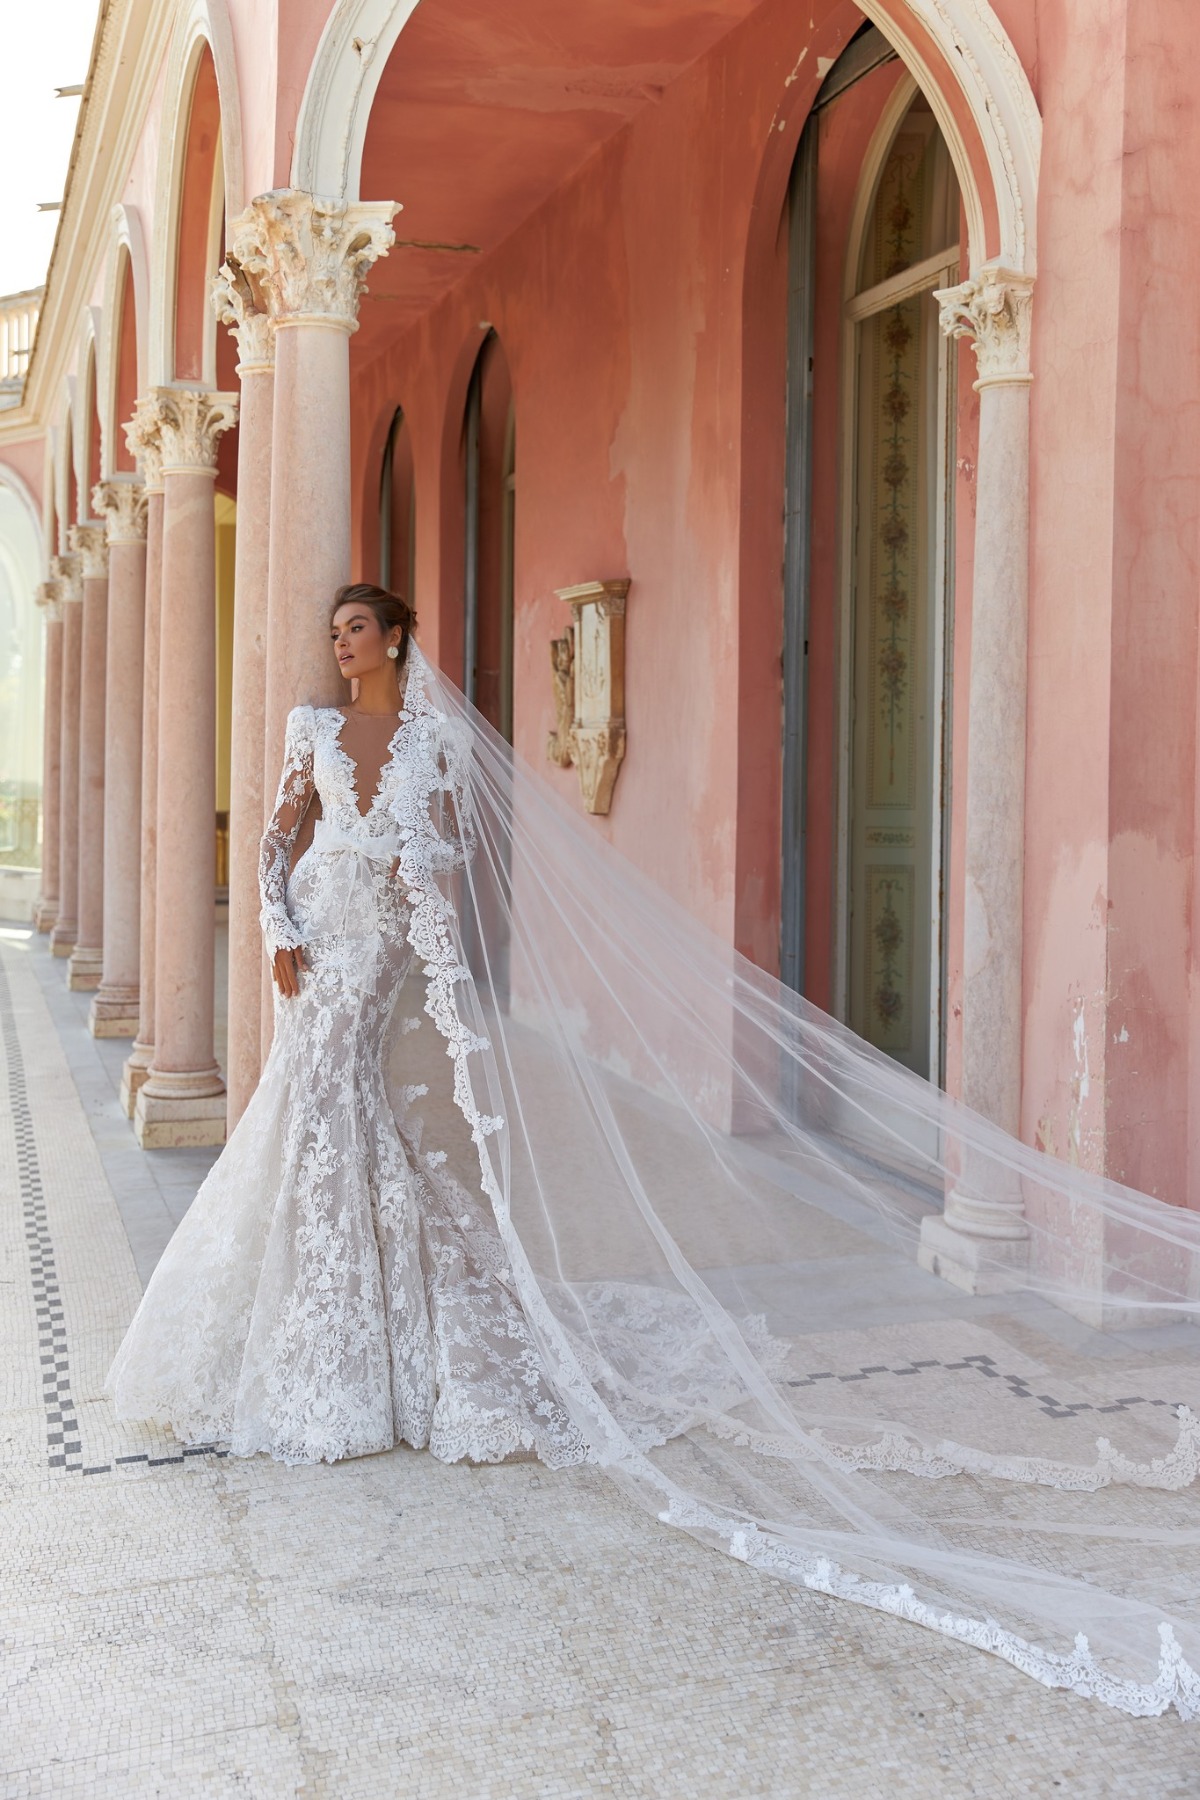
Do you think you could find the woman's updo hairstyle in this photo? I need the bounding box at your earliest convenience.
[330,583,418,666]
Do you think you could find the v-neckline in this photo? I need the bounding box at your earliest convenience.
[331,708,407,821]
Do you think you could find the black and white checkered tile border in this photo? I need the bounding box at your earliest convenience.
[0,949,227,1479]
[788,1351,1183,1420]
[0,944,1182,1475]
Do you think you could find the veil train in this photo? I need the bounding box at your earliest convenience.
[376,646,1199,1716]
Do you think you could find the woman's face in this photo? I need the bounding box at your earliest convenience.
[330,603,400,681]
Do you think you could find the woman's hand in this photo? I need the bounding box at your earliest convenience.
[273,944,306,997]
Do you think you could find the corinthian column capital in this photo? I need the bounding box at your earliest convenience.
[125,394,168,493]
[51,553,83,605]
[36,578,62,623]
[68,522,109,580]
[935,268,1034,390]
[92,477,148,545]
[150,386,239,475]
[228,189,400,334]
[211,259,275,373]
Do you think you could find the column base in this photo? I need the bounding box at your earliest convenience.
[120,1041,154,1117]
[33,899,58,933]
[917,1212,1030,1296]
[67,944,104,990]
[89,984,140,1038]
[49,920,77,957]
[134,1070,227,1149]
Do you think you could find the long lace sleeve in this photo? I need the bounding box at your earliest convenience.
[259,705,316,957]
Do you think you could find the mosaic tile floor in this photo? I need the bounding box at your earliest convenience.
[1,929,1197,1798]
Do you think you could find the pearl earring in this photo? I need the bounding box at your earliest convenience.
[387,645,399,660]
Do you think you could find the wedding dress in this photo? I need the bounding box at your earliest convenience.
[108,644,1200,1718]
[109,679,585,1468]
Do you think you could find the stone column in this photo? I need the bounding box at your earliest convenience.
[134,387,238,1149]
[228,191,396,1066]
[919,270,1035,1292]
[66,524,109,990]
[33,581,63,933]
[120,406,165,1115]
[89,478,148,1037]
[229,189,397,747]
[212,261,275,1125]
[48,554,82,958]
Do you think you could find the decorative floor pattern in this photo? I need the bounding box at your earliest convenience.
[1,930,1198,1799]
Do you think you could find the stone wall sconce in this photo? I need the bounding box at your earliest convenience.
[546,579,630,815]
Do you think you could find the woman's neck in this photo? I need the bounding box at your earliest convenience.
[348,662,404,715]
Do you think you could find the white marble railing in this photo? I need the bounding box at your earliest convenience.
[0,288,41,408]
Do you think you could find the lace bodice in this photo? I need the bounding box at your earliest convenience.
[258,701,468,959]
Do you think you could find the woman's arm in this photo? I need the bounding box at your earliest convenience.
[260,707,315,997]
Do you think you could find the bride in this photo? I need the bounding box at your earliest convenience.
[110,584,584,1467]
[108,583,1200,1717]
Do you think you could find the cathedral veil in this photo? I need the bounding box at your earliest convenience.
[387,644,1200,1719]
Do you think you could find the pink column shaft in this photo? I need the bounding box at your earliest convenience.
[92,534,146,1034]
[50,597,82,956]
[122,491,164,1113]
[69,568,108,989]
[142,467,223,1098]
[261,320,353,1056]
[36,615,63,931]
[264,321,349,754]
[226,364,274,1126]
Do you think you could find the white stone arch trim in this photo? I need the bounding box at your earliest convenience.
[50,417,72,556]
[99,207,152,478]
[40,434,58,562]
[70,311,103,523]
[292,0,1038,275]
[149,0,246,385]
[857,0,1039,274]
[290,0,440,201]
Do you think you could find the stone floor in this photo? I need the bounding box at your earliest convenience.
[1,925,1198,1798]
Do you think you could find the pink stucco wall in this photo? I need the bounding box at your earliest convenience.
[9,0,1200,1201]
[347,0,871,952]
[0,440,44,514]
[1020,0,1200,1203]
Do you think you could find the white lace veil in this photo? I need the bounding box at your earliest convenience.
[386,643,1200,1719]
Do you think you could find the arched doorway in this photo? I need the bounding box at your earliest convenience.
[0,473,43,871]
[844,90,960,1080]
[462,331,515,743]
[379,406,416,601]
[782,33,961,1083]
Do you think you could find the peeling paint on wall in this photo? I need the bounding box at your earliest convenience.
[1069,994,1091,1162]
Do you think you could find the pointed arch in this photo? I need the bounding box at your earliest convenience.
[0,458,47,869]
[100,206,150,476]
[149,0,245,384]
[69,312,102,523]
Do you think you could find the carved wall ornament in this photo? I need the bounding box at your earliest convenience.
[149,386,239,474]
[934,268,1034,389]
[92,478,148,545]
[68,522,109,580]
[546,633,575,768]
[211,257,275,372]
[551,579,630,816]
[51,553,83,606]
[124,393,169,492]
[227,189,400,334]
